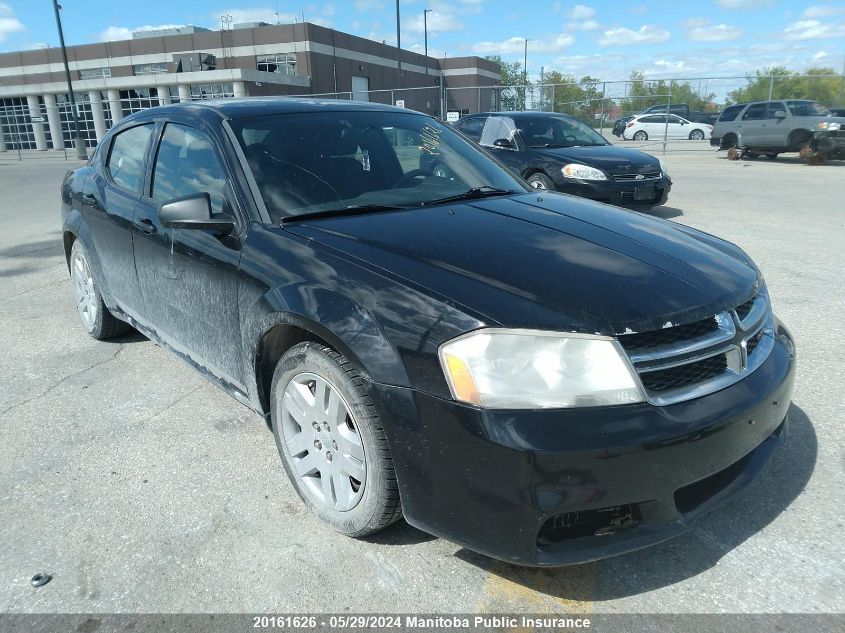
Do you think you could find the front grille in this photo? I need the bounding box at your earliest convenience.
[617,291,774,405]
[613,171,662,182]
[618,316,718,351]
[640,354,728,392]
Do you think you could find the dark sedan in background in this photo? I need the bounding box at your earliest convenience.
[453,111,672,208]
[61,98,793,566]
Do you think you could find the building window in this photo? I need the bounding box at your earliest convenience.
[257,54,296,75]
[79,67,112,80]
[0,97,39,150]
[133,62,169,76]
[119,88,160,117]
[189,84,235,100]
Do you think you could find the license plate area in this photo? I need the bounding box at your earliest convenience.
[634,185,656,201]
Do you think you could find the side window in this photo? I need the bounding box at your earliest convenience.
[457,117,485,142]
[742,104,766,120]
[151,123,228,214]
[718,105,744,122]
[107,124,153,192]
[667,115,684,124]
[479,116,517,148]
[766,103,786,119]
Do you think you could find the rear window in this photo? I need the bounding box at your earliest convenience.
[718,105,745,122]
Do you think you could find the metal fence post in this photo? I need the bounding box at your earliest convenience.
[663,83,672,155]
[768,76,774,100]
[598,82,606,137]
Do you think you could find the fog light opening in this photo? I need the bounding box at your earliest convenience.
[537,504,641,546]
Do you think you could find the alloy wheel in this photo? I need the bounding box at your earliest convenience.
[529,179,547,190]
[280,372,366,512]
[72,250,98,331]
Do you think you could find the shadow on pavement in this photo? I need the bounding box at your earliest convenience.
[364,519,438,546]
[455,402,816,601]
[643,206,684,220]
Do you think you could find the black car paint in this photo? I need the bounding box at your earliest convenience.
[61,99,794,566]
[457,112,671,207]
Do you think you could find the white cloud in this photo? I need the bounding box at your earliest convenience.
[566,4,596,20]
[802,5,845,18]
[599,25,670,46]
[813,50,829,60]
[99,24,188,42]
[354,0,384,11]
[0,3,25,43]
[406,11,463,34]
[716,0,771,8]
[473,34,574,55]
[682,17,709,28]
[211,8,296,25]
[566,19,599,32]
[783,19,845,40]
[688,24,743,42]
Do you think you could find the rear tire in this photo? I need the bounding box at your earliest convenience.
[270,342,402,538]
[69,240,132,340]
[633,130,648,141]
[689,129,705,141]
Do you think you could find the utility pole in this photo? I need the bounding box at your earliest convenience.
[423,9,432,76]
[395,0,402,89]
[52,0,87,160]
[523,38,530,111]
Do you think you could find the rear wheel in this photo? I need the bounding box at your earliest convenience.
[689,129,705,141]
[633,130,648,141]
[69,241,131,340]
[270,342,402,537]
[526,173,554,190]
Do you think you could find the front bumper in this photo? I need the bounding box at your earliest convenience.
[812,130,845,156]
[373,323,795,567]
[552,175,671,208]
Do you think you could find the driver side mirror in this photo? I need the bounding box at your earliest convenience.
[493,138,516,150]
[158,192,235,234]
[774,110,786,119]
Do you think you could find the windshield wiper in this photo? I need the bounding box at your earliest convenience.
[419,186,518,207]
[281,204,407,224]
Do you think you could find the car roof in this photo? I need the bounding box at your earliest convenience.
[120,97,425,123]
[470,111,578,119]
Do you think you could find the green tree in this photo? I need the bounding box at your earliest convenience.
[727,66,843,105]
[483,55,531,110]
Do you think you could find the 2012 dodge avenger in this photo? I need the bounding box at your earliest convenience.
[61,99,795,566]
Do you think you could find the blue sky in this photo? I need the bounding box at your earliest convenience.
[2,0,844,82]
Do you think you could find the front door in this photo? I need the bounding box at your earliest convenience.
[737,103,767,146]
[131,120,246,391]
[478,115,523,174]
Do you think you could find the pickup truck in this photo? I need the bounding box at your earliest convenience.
[711,99,845,159]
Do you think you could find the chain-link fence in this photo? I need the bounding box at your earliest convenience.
[3,74,843,160]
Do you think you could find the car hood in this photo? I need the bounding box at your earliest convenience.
[284,193,758,335]
[531,145,661,175]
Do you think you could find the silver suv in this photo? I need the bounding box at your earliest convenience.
[711,99,845,158]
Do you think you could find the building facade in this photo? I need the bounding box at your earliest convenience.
[0,22,501,151]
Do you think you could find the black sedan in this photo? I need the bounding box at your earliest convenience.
[61,98,794,566]
[453,111,671,208]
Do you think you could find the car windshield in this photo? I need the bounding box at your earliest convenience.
[786,100,830,117]
[517,116,609,148]
[229,111,527,221]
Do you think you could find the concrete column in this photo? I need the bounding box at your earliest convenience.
[233,81,246,98]
[0,116,7,152]
[106,89,123,124]
[42,93,64,150]
[177,84,192,102]
[157,86,172,105]
[26,95,48,151]
[89,91,107,141]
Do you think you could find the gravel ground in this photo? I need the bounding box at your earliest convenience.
[0,150,842,615]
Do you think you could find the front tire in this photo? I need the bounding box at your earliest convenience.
[69,240,131,340]
[270,342,402,537]
[633,130,648,141]
[526,172,554,190]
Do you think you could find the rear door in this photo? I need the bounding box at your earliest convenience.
[762,102,788,146]
[84,121,155,316]
[131,118,247,391]
[666,115,688,139]
[737,103,767,146]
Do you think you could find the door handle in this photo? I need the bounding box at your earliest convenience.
[81,193,100,209]
[133,217,157,234]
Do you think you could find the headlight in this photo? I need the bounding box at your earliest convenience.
[818,121,840,131]
[439,329,644,409]
[562,164,607,180]
[658,158,669,178]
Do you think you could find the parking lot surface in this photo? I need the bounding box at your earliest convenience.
[1,151,843,614]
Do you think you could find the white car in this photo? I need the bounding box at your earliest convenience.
[623,114,713,142]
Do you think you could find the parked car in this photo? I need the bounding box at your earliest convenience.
[710,99,845,158]
[62,98,795,567]
[453,111,671,208]
[687,110,719,126]
[638,102,690,118]
[611,115,635,138]
[828,106,845,117]
[622,113,713,142]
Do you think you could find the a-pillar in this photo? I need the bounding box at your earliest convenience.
[106,89,122,124]
[233,81,246,98]
[26,95,48,150]
[177,84,192,102]
[157,86,172,105]
[42,93,64,150]
[89,91,107,141]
